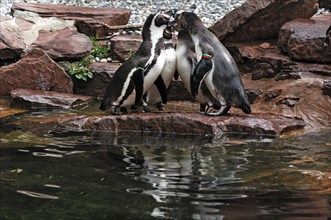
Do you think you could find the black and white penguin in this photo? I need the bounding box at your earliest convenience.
[99,10,176,114]
[176,27,222,113]
[173,11,251,115]
[143,25,177,112]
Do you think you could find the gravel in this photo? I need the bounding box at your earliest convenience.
[1,0,247,27]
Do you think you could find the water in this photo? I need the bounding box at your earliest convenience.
[0,121,330,219]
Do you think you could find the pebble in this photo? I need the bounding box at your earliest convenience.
[1,0,248,27]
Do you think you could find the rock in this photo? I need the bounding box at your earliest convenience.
[210,0,319,42]
[225,41,331,128]
[71,62,121,97]
[0,99,28,124]
[278,16,331,63]
[225,40,331,79]
[10,88,93,109]
[109,34,143,62]
[16,109,306,136]
[168,80,195,102]
[29,27,93,61]
[0,49,73,97]
[11,2,131,37]
[0,22,25,61]
[264,90,282,101]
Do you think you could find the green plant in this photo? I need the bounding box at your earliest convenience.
[90,36,110,59]
[69,64,93,81]
[68,55,94,81]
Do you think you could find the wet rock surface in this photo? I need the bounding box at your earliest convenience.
[0,49,73,97]
[210,0,319,42]
[224,40,331,128]
[10,89,93,109]
[15,104,306,136]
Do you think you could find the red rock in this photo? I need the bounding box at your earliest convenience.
[72,62,121,97]
[210,0,318,42]
[16,110,306,136]
[225,41,331,128]
[109,34,143,62]
[29,27,93,61]
[0,26,25,60]
[11,2,131,37]
[225,40,331,79]
[278,17,331,63]
[10,88,93,109]
[0,49,73,97]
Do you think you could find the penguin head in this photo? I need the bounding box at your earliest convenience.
[153,9,177,28]
[142,9,177,40]
[172,11,204,32]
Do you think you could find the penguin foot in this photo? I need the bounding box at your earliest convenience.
[199,104,207,113]
[143,106,151,112]
[110,106,121,115]
[131,105,139,113]
[120,107,128,114]
[156,104,165,112]
[204,105,231,116]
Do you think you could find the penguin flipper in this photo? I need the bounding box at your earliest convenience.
[190,57,212,97]
[153,75,168,104]
[131,68,145,106]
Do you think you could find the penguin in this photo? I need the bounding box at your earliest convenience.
[99,10,177,115]
[176,27,222,113]
[143,24,177,112]
[173,11,251,116]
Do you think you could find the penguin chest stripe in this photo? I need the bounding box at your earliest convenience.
[113,69,137,106]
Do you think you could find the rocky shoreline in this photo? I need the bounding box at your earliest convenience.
[0,0,331,136]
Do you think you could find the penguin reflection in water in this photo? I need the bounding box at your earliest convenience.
[174,11,251,116]
[99,10,176,114]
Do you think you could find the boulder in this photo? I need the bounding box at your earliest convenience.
[0,49,73,97]
[29,27,93,61]
[0,10,83,61]
[0,22,25,60]
[278,16,331,63]
[10,89,93,109]
[109,34,143,62]
[11,2,131,37]
[210,0,319,42]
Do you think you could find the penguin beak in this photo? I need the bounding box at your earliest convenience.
[170,10,184,30]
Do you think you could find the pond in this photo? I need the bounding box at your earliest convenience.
[0,112,330,219]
